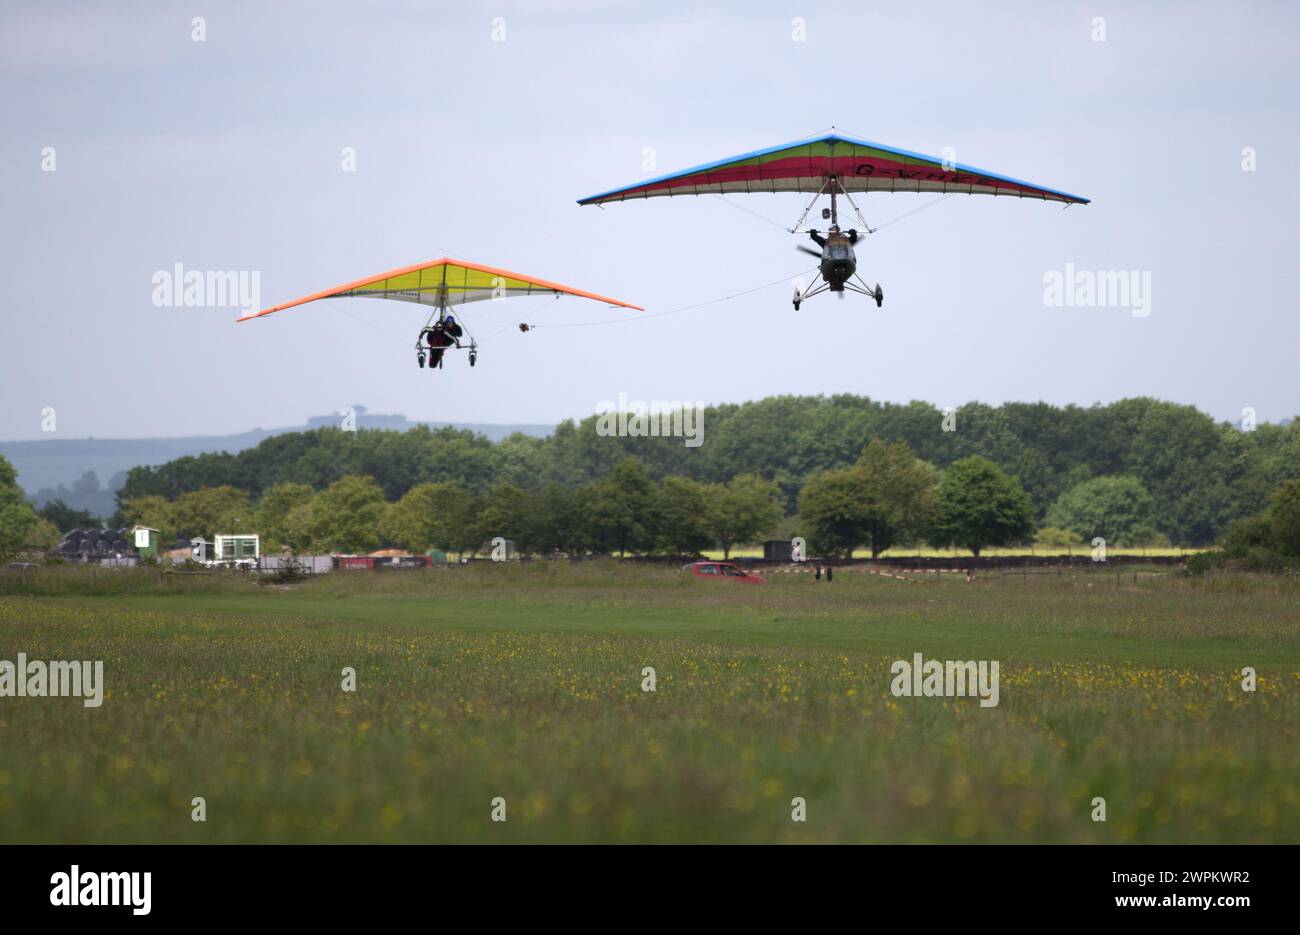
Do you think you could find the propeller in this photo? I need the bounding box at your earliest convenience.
[796,244,822,258]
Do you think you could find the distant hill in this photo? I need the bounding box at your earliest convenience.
[1,406,552,517]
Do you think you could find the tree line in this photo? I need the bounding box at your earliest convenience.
[104,395,1299,548]
[112,444,1267,560]
[116,462,787,558]
[16,444,1300,563]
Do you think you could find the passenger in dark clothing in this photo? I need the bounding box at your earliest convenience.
[424,315,464,370]
[809,229,861,250]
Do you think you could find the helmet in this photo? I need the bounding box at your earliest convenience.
[445,314,456,324]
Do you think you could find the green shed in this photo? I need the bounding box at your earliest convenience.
[131,525,161,560]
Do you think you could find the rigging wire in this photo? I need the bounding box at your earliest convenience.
[316,299,411,346]
[871,193,955,230]
[707,194,789,231]
[530,269,815,329]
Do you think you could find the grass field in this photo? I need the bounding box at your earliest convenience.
[2,562,1297,843]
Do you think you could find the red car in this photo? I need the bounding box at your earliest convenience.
[682,561,764,584]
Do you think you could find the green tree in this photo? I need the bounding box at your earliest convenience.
[797,467,874,558]
[852,440,937,557]
[1222,512,1273,556]
[257,483,316,551]
[581,459,659,556]
[1264,478,1300,557]
[385,481,483,557]
[492,433,549,489]
[656,476,714,555]
[705,474,784,559]
[1111,399,1230,545]
[929,457,1035,556]
[439,489,487,557]
[0,455,42,561]
[796,442,935,558]
[283,501,316,553]
[477,483,528,553]
[37,499,99,533]
[383,483,440,553]
[27,518,62,552]
[309,476,387,553]
[1045,475,1157,546]
[170,485,254,538]
[518,484,584,555]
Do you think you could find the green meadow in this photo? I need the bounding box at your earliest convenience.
[2,563,1297,843]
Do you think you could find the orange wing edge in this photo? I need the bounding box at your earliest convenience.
[237,257,644,321]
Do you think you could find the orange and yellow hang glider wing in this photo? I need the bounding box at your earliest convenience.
[237,257,643,321]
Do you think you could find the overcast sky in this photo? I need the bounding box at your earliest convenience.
[1,0,1296,441]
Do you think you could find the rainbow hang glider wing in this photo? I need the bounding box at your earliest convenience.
[238,257,643,321]
[578,131,1089,206]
